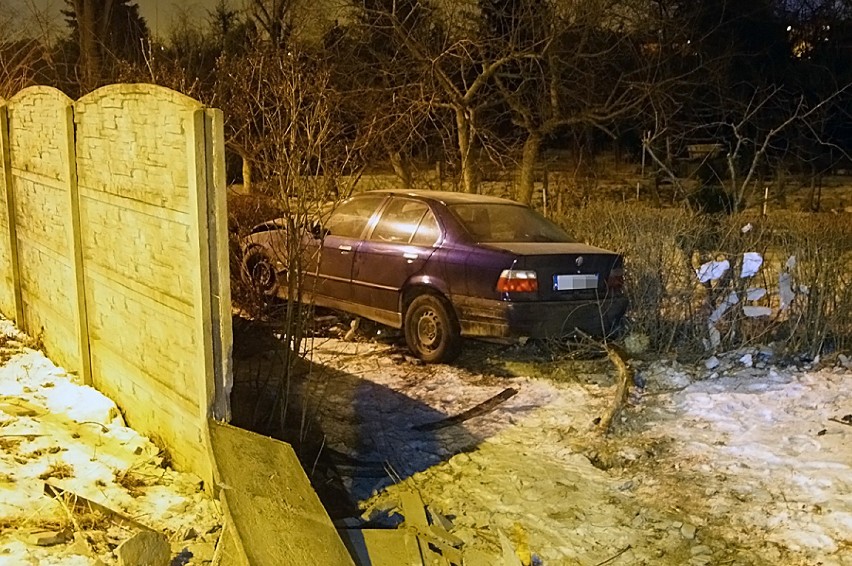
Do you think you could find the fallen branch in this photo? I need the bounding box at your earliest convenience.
[829,417,852,428]
[597,345,634,435]
[594,544,632,566]
[413,388,518,431]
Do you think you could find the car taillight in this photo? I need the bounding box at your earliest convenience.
[496,270,538,293]
[606,267,624,291]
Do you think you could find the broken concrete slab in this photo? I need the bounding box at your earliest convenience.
[208,420,354,566]
[26,528,72,547]
[116,531,170,566]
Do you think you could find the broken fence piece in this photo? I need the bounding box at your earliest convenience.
[413,388,518,431]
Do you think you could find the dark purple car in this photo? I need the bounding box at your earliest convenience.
[242,190,627,362]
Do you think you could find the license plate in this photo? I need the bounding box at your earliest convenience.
[553,274,598,291]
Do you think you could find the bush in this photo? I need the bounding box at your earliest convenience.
[555,204,852,360]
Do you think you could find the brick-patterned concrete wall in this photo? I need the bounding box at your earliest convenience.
[0,85,231,484]
[4,88,83,374]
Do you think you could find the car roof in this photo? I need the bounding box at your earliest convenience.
[355,189,523,206]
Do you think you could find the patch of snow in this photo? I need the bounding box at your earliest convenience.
[311,338,852,564]
[0,319,222,565]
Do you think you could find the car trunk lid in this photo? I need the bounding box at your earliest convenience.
[481,242,623,301]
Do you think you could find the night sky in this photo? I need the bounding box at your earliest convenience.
[5,0,221,38]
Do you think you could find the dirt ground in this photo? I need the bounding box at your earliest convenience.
[231,317,852,566]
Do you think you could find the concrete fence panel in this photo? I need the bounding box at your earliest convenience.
[4,87,85,376]
[0,84,231,484]
[75,84,220,477]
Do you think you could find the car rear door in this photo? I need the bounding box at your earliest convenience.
[352,197,440,316]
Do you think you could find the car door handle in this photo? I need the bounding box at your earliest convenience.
[338,245,352,253]
[403,252,419,260]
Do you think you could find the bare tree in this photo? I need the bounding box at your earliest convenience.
[245,0,292,47]
[219,45,365,432]
[0,5,51,98]
[356,0,544,193]
[483,0,666,204]
[644,81,851,212]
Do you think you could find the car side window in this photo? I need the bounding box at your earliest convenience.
[325,196,385,239]
[410,210,440,247]
[370,199,429,243]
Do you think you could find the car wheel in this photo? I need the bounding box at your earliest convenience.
[404,294,461,363]
[244,250,280,297]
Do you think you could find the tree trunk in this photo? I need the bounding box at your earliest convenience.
[517,132,542,205]
[74,0,114,93]
[77,0,101,92]
[389,151,412,190]
[456,108,478,193]
[241,153,253,194]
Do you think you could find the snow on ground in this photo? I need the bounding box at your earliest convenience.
[0,318,222,565]
[308,338,852,565]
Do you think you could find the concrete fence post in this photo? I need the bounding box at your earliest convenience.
[0,105,24,326]
[205,108,233,423]
[187,108,216,488]
[60,105,93,386]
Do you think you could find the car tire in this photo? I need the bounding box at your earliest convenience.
[404,294,461,363]
[243,249,280,297]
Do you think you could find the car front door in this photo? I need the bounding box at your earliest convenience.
[306,195,387,306]
[352,198,441,320]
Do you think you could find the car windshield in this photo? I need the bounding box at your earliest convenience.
[449,203,574,243]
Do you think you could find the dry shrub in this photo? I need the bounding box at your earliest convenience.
[557,204,710,355]
[554,205,852,359]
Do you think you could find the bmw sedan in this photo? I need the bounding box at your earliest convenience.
[241,190,628,363]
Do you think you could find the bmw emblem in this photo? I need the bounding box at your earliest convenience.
[575,256,584,267]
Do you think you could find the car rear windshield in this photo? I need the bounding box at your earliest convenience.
[449,203,574,243]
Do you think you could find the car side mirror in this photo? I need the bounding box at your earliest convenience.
[311,222,327,239]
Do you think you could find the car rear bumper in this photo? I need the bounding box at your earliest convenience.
[454,295,628,340]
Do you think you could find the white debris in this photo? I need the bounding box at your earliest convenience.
[786,255,797,270]
[743,306,772,318]
[741,223,753,233]
[707,322,722,349]
[696,259,730,283]
[779,272,795,310]
[746,288,767,301]
[709,292,739,323]
[704,356,720,370]
[739,353,754,367]
[740,252,764,278]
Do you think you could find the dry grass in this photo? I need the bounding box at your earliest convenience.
[114,469,150,498]
[38,462,74,481]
